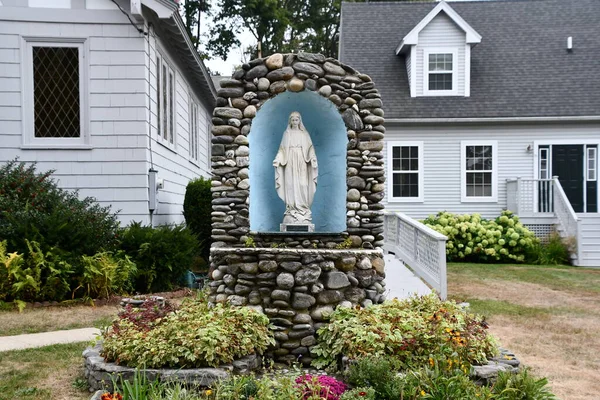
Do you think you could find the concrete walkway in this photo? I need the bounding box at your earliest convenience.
[383,253,433,300]
[0,327,100,352]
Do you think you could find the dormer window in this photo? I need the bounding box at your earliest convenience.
[395,2,481,98]
[424,49,457,95]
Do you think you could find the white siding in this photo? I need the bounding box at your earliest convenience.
[0,4,150,224]
[416,12,466,97]
[147,25,212,225]
[384,122,600,220]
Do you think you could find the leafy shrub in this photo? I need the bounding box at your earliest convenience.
[101,297,275,368]
[345,357,404,399]
[118,222,199,293]
[398,366,493,400]
[0,159,119,256]
[114,299,177,333]
[424,211,538,263]
[492,368,557,400]
[183,177,212,262]
[295,375,347,400]
[312,294,497,370]
[528,233,571,265]
[0,240,73,303]
[73,251,137,299]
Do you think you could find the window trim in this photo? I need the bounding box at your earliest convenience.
[155,50,176,151]
[21,36,89,149]
[188,94,200,166]
[461,140,498,203]
[587,146,597,182]
[387,141,424,203]
[423,48,458,96]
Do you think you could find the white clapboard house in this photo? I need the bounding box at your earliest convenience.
[340,0,600,266]
[0,0,215,225]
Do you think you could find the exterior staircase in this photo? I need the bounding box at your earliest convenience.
[579,214,600,267]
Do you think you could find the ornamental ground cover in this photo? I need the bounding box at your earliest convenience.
[101,296,275,368]
[423,211,538,263]
[311,293,497,370]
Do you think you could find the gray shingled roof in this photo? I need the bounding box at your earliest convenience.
[340,0,600,119]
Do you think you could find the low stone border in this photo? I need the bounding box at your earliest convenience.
[83,343,260,392]
[471,348,521,384]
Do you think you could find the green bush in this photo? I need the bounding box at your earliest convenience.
[183,177,212,262]
[312,294,498,370]
[118,222,199,293]
[0,159,119,256]
[0,240,72,304]
[101,297,275,368]
[73,251,137,299]
[492,368,557,400]
[424,211,538,263]
[345,357,404,399]
[528,233,571,265]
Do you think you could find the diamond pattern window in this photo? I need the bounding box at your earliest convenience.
[389,142,423,201]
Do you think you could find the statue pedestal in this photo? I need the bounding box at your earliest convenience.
[280,223,315,233]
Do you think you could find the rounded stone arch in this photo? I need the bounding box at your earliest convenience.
[211,52,386,249]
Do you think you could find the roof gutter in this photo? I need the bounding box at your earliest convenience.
[386,116,600,124]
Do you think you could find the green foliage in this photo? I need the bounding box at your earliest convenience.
[339,387,376,400]
[528,233,571,266]
[183,177,212,262]
[492,368,557,400]
[0,240,73,303]
[0,159,119,257]
[335,237,353,249]
[345,357,404,399]
[119,222,199,293]
[101,297,275,368]
[312,294,498,370]
[424,211,538,263]
[74,251,137,299]
[244,236,257,248]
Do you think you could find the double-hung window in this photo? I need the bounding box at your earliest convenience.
[156,52,175,148]
[189,96,200,164]
[461,141,498,202]
[424,49,457,96]
[22,38,88,147]
[388,141,424,202]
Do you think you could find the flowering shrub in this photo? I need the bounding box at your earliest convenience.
[100,393,122,400]
[339,387,376,400]
[312,294,497,370]
[102,297,275,368]
[423,211,538,262]
[295,374,347,400]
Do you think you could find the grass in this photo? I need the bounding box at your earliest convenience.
[0,342,90,400]
[0,304,118,337]
[448,262,600,400]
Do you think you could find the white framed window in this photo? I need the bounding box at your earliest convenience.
[461,141,498,202]
[206,114,212,171]
[156,52,176,149]
[387,141,424,202]
[423,48,458,96]
[587,146,597,181]
[189,95,200,164]
[21,37,89,148]
[539,147,550,179]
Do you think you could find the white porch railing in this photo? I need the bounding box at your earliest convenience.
[506,177,582,265]
[383,211,448,299]
[553,178,583,265]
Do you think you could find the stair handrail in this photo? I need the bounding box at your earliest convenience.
[552,176,582,265]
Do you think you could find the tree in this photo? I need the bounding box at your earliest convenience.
[180,0,211,51]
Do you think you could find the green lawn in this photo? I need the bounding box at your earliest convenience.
[0,343,89,400]
[448,262,600,293]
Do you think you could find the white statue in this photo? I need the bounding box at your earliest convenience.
[273,111,318,225]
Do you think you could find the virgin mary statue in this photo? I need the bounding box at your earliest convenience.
[273,111,318,225]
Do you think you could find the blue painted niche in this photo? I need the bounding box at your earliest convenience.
[249,91,347,232]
